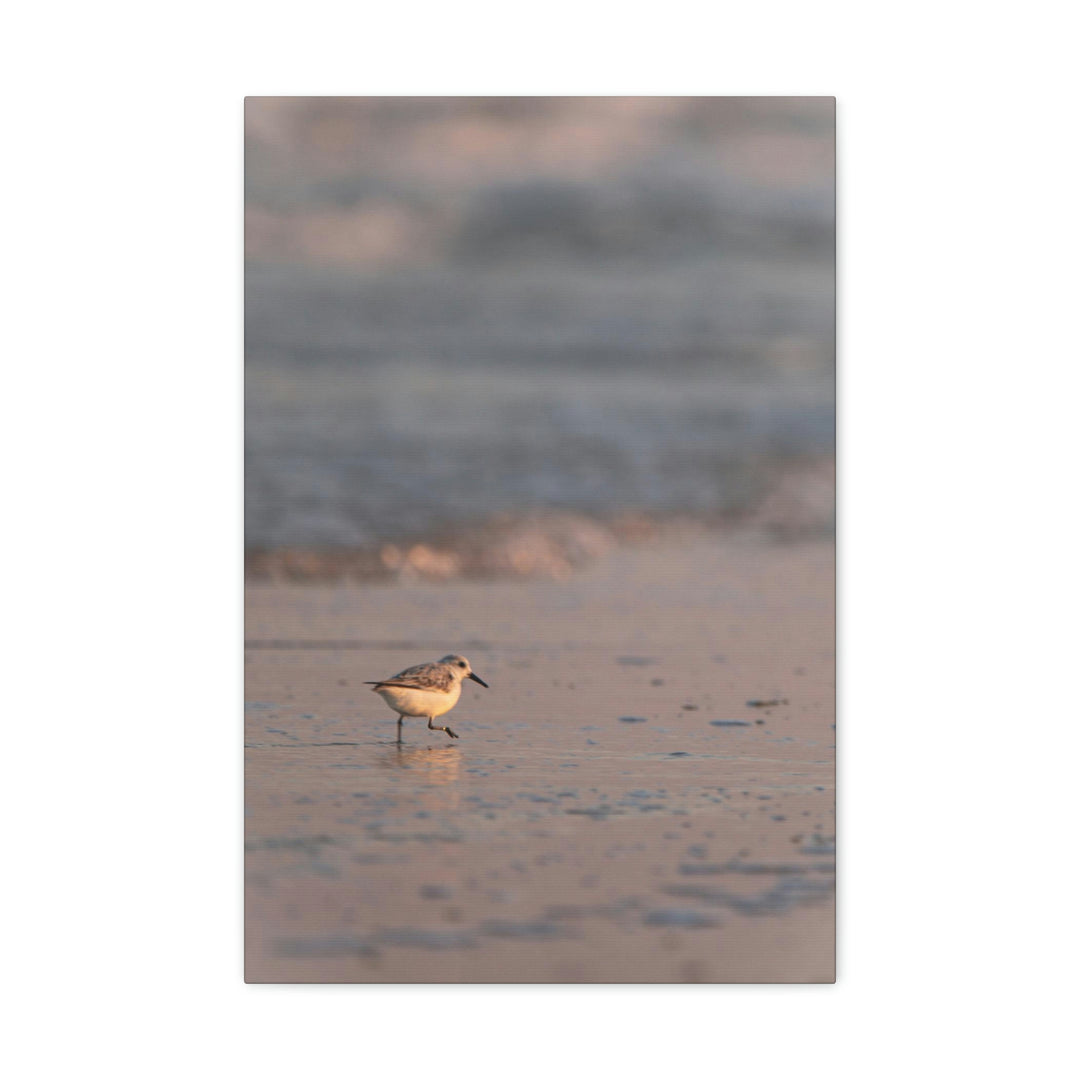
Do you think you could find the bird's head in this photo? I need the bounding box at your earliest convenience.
[440,654,489,688]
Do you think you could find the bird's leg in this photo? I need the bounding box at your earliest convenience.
[397,715,404,743]
[428,716,459,740]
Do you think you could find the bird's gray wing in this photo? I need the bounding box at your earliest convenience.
[365,661,453,691]
[365,680,437,690]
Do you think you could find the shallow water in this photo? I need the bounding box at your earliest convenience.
[245,262,833,549]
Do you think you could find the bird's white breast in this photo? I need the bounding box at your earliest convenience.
[374,681,461,718]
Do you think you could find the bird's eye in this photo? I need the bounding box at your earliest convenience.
[458,661,466,668]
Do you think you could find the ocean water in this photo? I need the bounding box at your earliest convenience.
[245,257,833,550]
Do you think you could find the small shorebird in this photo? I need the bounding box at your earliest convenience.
[366,654,489,741]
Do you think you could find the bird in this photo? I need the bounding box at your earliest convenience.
[365,654,489,741]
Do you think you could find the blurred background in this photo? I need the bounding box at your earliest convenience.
[245,98,834,580]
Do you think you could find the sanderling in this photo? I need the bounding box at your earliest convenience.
[365,654,489,741]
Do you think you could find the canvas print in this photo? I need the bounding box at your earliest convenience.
[245,97,835,982]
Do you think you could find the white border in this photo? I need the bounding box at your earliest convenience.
[6,2,1077,1077]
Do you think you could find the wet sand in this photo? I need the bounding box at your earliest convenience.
[245,535,835,982]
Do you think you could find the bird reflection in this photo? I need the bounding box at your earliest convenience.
[378,747,462,812]
[380,747,460,790]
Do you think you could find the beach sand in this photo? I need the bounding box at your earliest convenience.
[244,534,835,982]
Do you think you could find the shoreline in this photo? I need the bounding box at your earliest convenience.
[245,456,835,585]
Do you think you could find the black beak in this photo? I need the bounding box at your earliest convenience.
[468,672,489,688]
